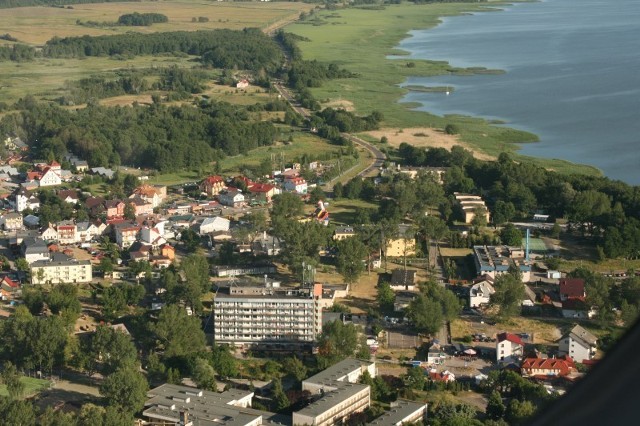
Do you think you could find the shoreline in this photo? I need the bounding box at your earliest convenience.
[285,2,602,177]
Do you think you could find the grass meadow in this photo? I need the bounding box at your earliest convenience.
[285,3,601,176]
[0,376,50,398]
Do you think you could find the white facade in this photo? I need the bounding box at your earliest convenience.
[284,178,308,194]
[199,216,230,235]
[496,335,524,363]
[558,325,598,362]
[30,254,92,284]
[39,169,62,187]
[469,281,495,307]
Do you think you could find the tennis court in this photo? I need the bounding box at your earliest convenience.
[522,237,551,253]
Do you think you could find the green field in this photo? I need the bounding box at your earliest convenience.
[285,3,601,176]
[0,376,50,398]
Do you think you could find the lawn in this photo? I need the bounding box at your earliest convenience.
[0,1,314,45]
[0,376,51,398]
[327,198,378,225]
[285,4,601,176]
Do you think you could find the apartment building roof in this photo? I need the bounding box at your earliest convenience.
[295,382,368,417]
[304,358,369,387]
[30,252,90,267]
[368,399,428,426]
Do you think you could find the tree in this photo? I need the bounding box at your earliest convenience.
[500,224,523,246]
[404,366,425,390]
[192,358,217,391]
[210,345,238,379]
[309,186,326,205]
[90,325,138,375]
[316,321,362,368]
[100,257,114,274]
[1,362,25,400]
[505,399,536,425]
[21,286,44,315]
[100,367,148,414]
[14,258,29,272]
[282,357,307,382]
[0,398,37,426]
[335,237,367,284]
[407,294,443,335]
[180,228,202,253]
[150,304,206,358]
[492,273,525,318]
[333,182,343,198]
[271,192,304,235]
[46,283,82,326]
[492,201,516,225]
[376,282,395,312]
[123,203,136,221]
[271,377,290,412]
[486,390,506,420]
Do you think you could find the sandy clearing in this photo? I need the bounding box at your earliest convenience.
[364,127,494,161]
[323,100,355,111]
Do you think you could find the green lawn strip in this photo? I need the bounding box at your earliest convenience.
[0,377,51,398]
[286,3,602,176]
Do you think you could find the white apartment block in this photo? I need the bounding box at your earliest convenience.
[213,283,323,351]
[30,253,92,284]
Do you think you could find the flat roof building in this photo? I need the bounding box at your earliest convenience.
[368,399,428,426]
[473,245,532,282]
[213,283,323,352]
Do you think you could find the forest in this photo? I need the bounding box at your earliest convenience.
[42,28,284,73]
[0,44,36,62]
[1,99,280,172]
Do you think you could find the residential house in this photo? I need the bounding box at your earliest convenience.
[22,237,51,264]
[427,341,447,365]
[3,212,23,231]
[41,224,58,242]
[333,226,356,241]
[3,136,27,151]
[23,215,40,228]
[469,278,496,308]
[85,196,106,217]
[0,276,20,301]
[113,222,141,249]
[56,221,78,245]
[129,197,154,216]
[106,200,126,219]
[90,167,115,179]
[130,184,166,208]
[559,278,586,301]
[428,369,456,383]
[252,232,281,256]
[236,79,249,88]
[390,269,417,291]
[218,189,245,207]
[57,189,80,204]
[198,216,230,235]
[558,324,597,362]
[496,332,525,363]
[386,224,416,257]
[76,221,104,242]
[247,183,277,203]
[160,244,175,261]
[521,356,575,378]
[39,167,62,187]
[13,189,40,212]
[140,226,166,249]
[200,175,226,197]
[283,176,308,194]
[30,252,92,284]
[562,299,596,319]
[393,291,418,313]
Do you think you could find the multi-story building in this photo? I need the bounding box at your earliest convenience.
[56,220,78,245]
[200,175,226,197]
[293,359,376,426]
[368,399,429,426]
[2,212,23,231]
[30,253,92,284]
[385,224,416,258]
[213,283,323,351]
[558,324,598,362]
[454,192,491,224]
[113,222,141,249]
[473,245,532,282]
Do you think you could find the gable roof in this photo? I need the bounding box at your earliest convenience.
[521,356,575,376]
[567,324,597,347]
[391,269,416,286]
[497,332,525,346]
[559,278,586,298]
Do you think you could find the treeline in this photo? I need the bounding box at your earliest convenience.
[287,59,356,90]
[0,0,138,7]
[396,143,640,259]
[0,44,36,62]
[43,28,284,72]
[117,12,168,26]
[7,99,277,171]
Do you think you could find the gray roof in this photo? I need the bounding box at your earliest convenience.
[30,252,90,268]
[295,382,369,417]
[143,384,288,426]
[567,324,597,347]
[303,358,368,385]
[368,399,428,426]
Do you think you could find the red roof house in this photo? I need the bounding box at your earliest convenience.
[521,356,575,378]
[559,278,586,301]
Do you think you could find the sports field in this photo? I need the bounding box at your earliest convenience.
[522,237,551,254]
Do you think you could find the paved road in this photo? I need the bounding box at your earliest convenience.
[272,82,387,181]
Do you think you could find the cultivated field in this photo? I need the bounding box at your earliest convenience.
[0,1,314,45]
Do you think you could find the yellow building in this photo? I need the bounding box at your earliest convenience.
[30,253,92,285]
[385,224,416,257]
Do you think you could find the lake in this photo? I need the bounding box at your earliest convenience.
[396,0,640,184]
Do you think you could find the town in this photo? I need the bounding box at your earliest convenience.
[0,1,638,425]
